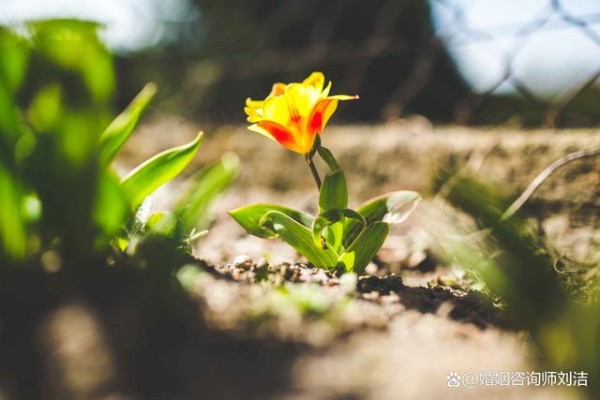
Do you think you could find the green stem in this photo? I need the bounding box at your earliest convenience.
[306,155,322,191]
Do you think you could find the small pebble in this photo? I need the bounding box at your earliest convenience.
[233,255,253,269]
[364,263,378,275]
[339,273,358,293]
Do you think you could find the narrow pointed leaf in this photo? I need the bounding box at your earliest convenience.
[0,164,26,261]
[319,169,348,212]
[317,146,341,172]
[100,82,157,165]
[176,152,239,235]
[229,204,313,238]
[344,191,421,248]
[121,132,203,209]
[0,28,29,143]
[260,211,338,269]
[93,171,130,238]
[337,222,389,273]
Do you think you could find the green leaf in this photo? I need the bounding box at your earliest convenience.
[93,171,130,240]
[312,208,365,251]
[0,27,29,95]
[317,146,341,172]
[146,211,177,236]
[121,132,203,209]
[319,169,348,212]
[337,222,389,273]
[344,191,421,248]
[0,27,29,143]
[28,20,115,103]
[260,211,338,269]
[176,152,239,235]
[229,203,313,239]
[0,164,27,261]
[100,82,157,165]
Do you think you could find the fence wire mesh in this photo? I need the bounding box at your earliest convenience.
[174,0,600,127]
[430,0,600,126]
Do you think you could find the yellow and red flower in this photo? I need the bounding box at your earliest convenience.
[244,72,358,155]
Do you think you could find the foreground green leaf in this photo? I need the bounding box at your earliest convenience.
[0,27,29,144]
[176,152,239,235]
[93,171,130,240]
[0,164,26,261]
[260,211,338,268]
[100,83,157,166]
[121,132,203,209]
[228,204,313,239]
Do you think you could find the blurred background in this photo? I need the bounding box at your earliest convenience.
[1,3,599,399]
[2,0,600,127]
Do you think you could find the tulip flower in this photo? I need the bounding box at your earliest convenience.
[232,71,420,274]
[244,72,358,155]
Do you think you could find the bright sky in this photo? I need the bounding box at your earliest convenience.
[0,0,198,52]
[2,0,599,97]
[430,0,600,96]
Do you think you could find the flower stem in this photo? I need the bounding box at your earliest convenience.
[306,155,322,191]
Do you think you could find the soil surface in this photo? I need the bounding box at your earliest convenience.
[109,119,600,399]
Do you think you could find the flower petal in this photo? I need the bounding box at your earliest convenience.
[322,81,332,97]
[262,93,291,123]
[248,123,276,141]
[302,72,325,92]
[245,106,263,122]
[328,94,359,101]
[284,83,315,122]
[308,98,337,135]
[307,94,358,134]
[251,120,306,154]
[269,83,286,97]
[246,98,264,108]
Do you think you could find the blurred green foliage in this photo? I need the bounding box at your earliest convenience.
[0,19,238,270]
[0,20,239,398]
[437,172,600,397]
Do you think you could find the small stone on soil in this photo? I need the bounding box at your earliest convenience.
[233,254,254,269]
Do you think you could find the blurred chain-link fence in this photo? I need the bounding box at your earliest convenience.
[432,0,600,127]
[121,0,600,127]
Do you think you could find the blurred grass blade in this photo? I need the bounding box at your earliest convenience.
[343,191,420,248]
[229,204,313,238]
[121,132,203,209]
[337,222,389,273]
[0,27,29,94]
[93,171,130,242]
[0,164,27,261]
[99,83,157,165]
[442,175,566,327]
[28,20,114,104]
[176,152,239,235]
[319,169,348,212]
[0,27,29,144]
[261,211,338,268]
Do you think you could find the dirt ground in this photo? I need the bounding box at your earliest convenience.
[108,118,600,399]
